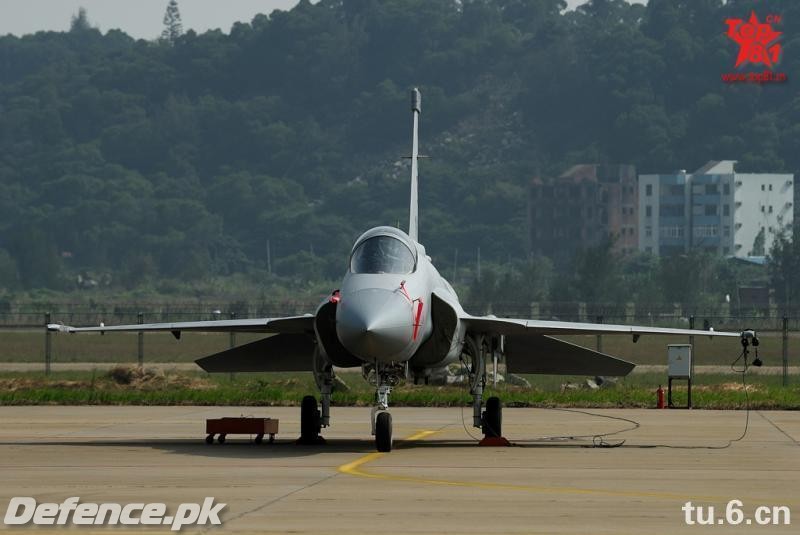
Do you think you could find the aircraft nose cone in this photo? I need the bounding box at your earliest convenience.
[336,289,414,362]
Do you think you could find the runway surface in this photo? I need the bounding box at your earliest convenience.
[0,406,798,533]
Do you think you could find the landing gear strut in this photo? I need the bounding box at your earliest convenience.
[297,348,331,445]
[367,363,403,452]
[464,334,509,446]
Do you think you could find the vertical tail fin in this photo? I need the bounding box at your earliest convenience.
[409,88,421,242]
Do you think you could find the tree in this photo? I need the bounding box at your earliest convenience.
[768,227,800,310]
[161,0,184,44]
[70,7,92,32]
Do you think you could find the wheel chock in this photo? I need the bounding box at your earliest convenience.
[478,436,511,447]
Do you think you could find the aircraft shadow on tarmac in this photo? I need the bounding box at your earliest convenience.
[0,437,596,459]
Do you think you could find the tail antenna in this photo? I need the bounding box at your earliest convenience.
[409,87,421,242]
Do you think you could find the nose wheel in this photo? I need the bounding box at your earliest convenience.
[375,411,393,452]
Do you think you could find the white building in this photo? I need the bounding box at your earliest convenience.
[638,160,793,258]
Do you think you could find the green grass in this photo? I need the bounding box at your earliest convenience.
[0,369,796,409]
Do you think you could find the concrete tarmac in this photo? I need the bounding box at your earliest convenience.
[0,406,797,534]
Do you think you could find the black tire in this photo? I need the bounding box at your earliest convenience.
[205,434,214,445]
[300,395,321,440]
[217,434,226,444]
[375,411,393,452]
[254,434,264,444]
[482,396,502,438]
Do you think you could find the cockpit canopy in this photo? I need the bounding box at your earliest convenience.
[350,235,416,274]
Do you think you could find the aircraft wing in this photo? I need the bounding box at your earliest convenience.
[463,316,741,338]
[47,315,315,337]
[464,316,740,377]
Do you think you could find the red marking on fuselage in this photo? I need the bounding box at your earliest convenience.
[412,300,424,341]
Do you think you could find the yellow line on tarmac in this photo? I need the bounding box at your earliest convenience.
[337,430,733,502]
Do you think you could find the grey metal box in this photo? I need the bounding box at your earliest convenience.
[668,344,692,378]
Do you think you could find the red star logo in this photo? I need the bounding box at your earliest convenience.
[725,11,782,68]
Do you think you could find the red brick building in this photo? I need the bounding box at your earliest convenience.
[528,164,637,259]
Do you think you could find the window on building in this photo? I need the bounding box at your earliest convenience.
[645,226,652,237]
[646,246,653,253]
[761,205,765,212]
[662,205,684,217]
[705,184,718,195]
[693,226,719,238]
[660,226,684,238]
[724,226,730,237]
[646,184,652,196]
[769,205,773,213]
[723,183,730,195]
[705,204,717,215]
[769,184,773,191]
[646,205,652,217]
[761,184,765,191]
[663,185,684,196]
[723,204,730,216]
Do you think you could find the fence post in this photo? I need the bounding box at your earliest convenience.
[688,315,695,377]
[596,315,603,353]
[783,316,789,387]
[229,312,236,381]
[44,312,52,376]
[137,312,144,368]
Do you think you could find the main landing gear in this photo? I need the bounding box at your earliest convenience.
[297,348,332,445]
[463,334,509,446]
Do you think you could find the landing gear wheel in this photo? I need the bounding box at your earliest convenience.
[375,412,393,452]
[205,434,214,445]
[254,434,264,444]
[217,434,226,444]
[299,395,322,444]
[482,396,502,438]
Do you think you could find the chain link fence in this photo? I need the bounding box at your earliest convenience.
[0,301,794,386]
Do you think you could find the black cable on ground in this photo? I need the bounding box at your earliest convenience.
[459,343,755,450]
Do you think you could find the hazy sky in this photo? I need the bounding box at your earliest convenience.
[0,0,302,39]
[0,0,630,39]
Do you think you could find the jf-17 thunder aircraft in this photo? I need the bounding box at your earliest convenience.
[50,89,744,452]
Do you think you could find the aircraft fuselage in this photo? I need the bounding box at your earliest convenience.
[320,226,464,374]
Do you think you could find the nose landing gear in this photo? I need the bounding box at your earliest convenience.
[367,364,403,452]
[375,411,393,452]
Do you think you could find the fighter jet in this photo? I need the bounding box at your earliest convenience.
[49,89,742,452]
